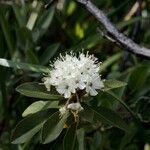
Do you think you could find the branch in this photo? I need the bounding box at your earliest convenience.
[77,0,150,58]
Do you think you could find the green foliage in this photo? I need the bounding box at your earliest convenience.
[16,82,62,100]
[10,79,128,146]
[63,123,78,150]
[41,112,68,144]
[0,0,150,150]
[102,79,127,91]
[81,103,128,131]
[11,109,57,144]
[0,58,49,73]
[22,101,59,117]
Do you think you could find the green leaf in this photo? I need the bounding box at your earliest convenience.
[22,101,59,117]
[106,90,137,120]
[0,67,7,116]
[77,128,85,150]
[0,58,49,73]
[99,53,122,73]
[40,43,60,65]
[102,80,127,91]
[26,1,42,30]
[119,124,138,150]
[63,123,78,150]
[67,1,77,16]
[12,3,26,27]
[26,49,39,64]
[117,17,145,29]
[16,82,62,100]
[135,98,150,123]
[0,10,14,56]
[107,0,129,17]
[92,131,102,150]
[41,111,68,144]
[82,103,129,131]
[33,6,55,41]
[16,27,33,51]
[11,109,57,144]
[22,101,46,117]
[70,33,101,51]
[128,65,149,92]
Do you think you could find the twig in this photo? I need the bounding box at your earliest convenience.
[77,0,150,59]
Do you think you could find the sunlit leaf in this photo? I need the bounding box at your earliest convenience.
[0,58,49,73]
[102,80,127,91]
[22,101,59,117]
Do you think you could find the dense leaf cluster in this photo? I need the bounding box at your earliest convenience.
[0,0,150,150]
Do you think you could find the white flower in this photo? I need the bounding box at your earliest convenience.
[67,103,83,111]
[56,80,76,98]
[43,52,104,98]
[85,75,104,96]
[43,77,51,91]
[59,106,67,116]
[59,102,83,116]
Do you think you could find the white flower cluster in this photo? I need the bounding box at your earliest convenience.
[59,102,83,116]
[43,52,104,98]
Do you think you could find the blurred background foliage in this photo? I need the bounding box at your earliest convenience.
[0,0,150,149]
